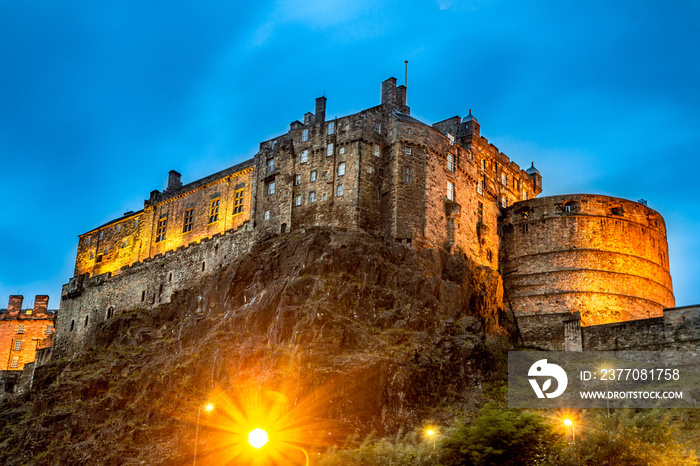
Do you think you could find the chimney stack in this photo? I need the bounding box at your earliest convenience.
[315,96,326,123]
[33,295,49,316]
[7,295,23,317]
[167,170,182,191]
[381,77,397,108]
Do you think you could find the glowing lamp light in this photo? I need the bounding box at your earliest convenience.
[204,403,214,412]
[248,428,269,449]
[563,419,572,426]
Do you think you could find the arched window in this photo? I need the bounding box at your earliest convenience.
[107,307,114,319]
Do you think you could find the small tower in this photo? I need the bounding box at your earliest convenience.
[526,162,542,194]
[462,109,480,137]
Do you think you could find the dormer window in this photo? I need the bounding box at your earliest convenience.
[302,129,309,142]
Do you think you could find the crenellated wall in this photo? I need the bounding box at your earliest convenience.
[501,194,675,326]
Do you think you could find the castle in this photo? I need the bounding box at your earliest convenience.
[49,77,698,357]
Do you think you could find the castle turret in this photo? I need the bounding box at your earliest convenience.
[462,109,480,137]
[526,162,542,194]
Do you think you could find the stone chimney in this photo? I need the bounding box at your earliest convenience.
[303,112,315,126]
[381,77,397,109]
[33,295,49,316]
[315,96,326,123]
[7,295,23,318]
[167,170,182,191]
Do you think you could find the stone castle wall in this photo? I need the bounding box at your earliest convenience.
[55,225,254,357]
[517,305,700,351]
[502,194,675,326]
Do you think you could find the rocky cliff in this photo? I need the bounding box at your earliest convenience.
[0,228,514,465]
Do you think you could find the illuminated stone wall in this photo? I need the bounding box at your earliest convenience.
[0,295,55,371]
[501,194,675,326]
[55,227,253,356]
[73,161,254,278]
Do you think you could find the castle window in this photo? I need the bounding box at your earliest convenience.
[272,139,277,149]
[156,217,167,242]
[481,159,485,171]
[327,143,334,157]
[477,179,484,195]
[267,181,276,195]
[501,196,507,208]
[310,171,317,182]
[209,198,220,223]
[447,154,455,172]
[202,262,205,271]
[522,190,528,201]
[366,165,373,174]
[374,144,380,157]
[45,325,52,334]
[10,357,19,368]
[122,239,127,248]
[309,191,316,203]
[70,320,75,331]
[233,189,244,214]
[337,184,344,197]
[403,166,414,184]
[264,210,270,220]
[85,316,89,327]
[14,341,22,351]
[141,290,145,302]
[493,162,498,172]
[374,122,381,133]
[86,236,91,246]
[448,133,455,145]
[487,249,493,262]
[90,251,94,259]
[565,204,571,213]
[339,147,345,155]
[267,159,275,173]
[117,224,121,233]
[447,181,455,201]
[302,129,309,142]
[17,325,24,334]
[183,208,194,232]
[405,147,412,155]
[295,195,303,206]
[104,246,109,254]
[610,204,623,216]
[295,174,301,186]
[502,173,507,186]
[300,150,309,164]
[99,231,104,240]
[328,121,335,135]
[169,273,172,282]
[106,308,114,320]
[337,162,346,176]
[478,202,484,224]
[324,171,329,180]
[514,178,519,190]
[135,218,139,228]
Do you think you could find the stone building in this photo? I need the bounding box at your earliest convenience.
[0,295,54,375]
[54,76,697,356]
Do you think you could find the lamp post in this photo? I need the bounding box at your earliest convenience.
[193,403,213,466]
[426,429,436,453]
[248,428,309,466]
[564,418,575,442]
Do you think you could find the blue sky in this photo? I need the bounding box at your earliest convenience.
[1,0,698,309]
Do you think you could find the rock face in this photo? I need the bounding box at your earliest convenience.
[0,228,513,465]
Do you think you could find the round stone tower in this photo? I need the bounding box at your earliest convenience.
[501,194,675,326]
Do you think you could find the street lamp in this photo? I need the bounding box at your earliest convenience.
[248,428,309,466]
[563,418,575,442]
[193,403,214,466]
[425,429,437,453]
